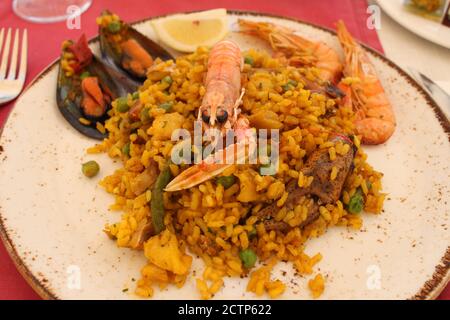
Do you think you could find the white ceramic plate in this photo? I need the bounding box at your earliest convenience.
[0,11,449,300]
[377,0,450,49]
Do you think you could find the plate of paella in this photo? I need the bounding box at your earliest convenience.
[0,9,449,300]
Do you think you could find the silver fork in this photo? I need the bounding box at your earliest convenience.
[0,28,28,105]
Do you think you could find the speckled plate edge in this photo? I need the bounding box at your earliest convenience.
[0,10,448,300]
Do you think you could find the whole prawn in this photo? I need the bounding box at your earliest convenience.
[238,19,343,84]
[165,40,253,192]
[336,21,396,145]
[199,40,244,130]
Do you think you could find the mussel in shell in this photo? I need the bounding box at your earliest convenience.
[57,34,138,140]
[98,10,174,81]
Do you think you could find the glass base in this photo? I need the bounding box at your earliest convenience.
[12,0,92,23]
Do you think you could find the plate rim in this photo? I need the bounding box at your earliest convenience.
[0,9,449,300]
[377,0,450,49]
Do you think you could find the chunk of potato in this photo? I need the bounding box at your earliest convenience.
[141,262,170,283]
[144,230,192,275]
[151,112,185,139]
[235,170,260,202]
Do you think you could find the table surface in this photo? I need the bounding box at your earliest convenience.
[0,0,448,300]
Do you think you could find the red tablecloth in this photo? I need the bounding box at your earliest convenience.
[0,0,448,300]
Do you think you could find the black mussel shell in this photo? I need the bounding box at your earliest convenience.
[99,10,173,82]
[57,55,138,140]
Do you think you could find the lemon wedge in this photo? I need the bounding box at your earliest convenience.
[152,9,229,52]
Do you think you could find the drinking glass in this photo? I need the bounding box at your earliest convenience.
[12,0,92,23]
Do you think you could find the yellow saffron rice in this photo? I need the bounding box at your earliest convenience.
[88,47,385,299]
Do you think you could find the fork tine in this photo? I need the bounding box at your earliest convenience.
[7,29,19,80]
[0,28,11,80]
[18,29,27,82]
[0,29,4,57]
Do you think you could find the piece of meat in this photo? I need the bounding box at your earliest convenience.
[69,34,93,69]
[302,135,355,204]
[263,220,289,232]
[263,204,320,232]
[299,202,320,227]
[257,134,355,232]
[130,160,159,196]
[128,221,154,249]
[257,180,307,221]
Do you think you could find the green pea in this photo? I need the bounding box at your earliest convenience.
[82,160,100,178]
[162,76,173,85]
[158,102,173,112]
[132,92,140,100]
[239,248,257,269]
[244,56,254,66]
[282,79,298,92]
[216,175,236,189]
[347,189,364,214]
[79,71,90,80]
[108,21,121,33]
[116,97,130,113]
[122,142,130,157]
